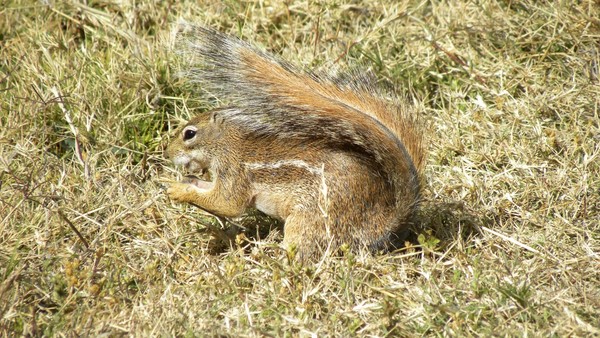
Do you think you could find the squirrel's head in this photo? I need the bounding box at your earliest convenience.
[165,110,226,175]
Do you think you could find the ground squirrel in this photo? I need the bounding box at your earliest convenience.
[166,24,424,260]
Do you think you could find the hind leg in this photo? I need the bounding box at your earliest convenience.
[282,212,336,261]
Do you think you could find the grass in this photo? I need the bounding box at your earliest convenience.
[1,0,599,336]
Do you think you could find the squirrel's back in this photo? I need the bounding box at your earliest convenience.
[171,23,425,254]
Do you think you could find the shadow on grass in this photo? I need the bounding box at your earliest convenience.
[192,210,284,255]
[408,200,488,251]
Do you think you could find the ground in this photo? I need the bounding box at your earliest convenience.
[1,0,599,336]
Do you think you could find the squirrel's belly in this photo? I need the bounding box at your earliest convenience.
[252,188,296,221]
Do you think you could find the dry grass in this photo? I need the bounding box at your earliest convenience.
[1,0,599,336]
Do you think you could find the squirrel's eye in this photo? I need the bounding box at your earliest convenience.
[183,129,196,141]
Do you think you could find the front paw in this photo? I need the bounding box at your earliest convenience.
[166,182,193,202]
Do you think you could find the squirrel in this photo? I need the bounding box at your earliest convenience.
[165,24,424,260]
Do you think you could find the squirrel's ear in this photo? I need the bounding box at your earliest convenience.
[209,111,224,125]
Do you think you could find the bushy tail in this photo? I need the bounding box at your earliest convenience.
[173,22,424,182]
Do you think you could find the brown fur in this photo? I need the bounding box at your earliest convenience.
[166,24,424,260]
